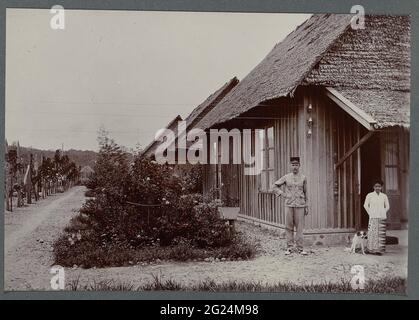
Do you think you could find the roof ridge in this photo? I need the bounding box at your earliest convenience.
[185,76,239,129]
[195,14,355,130]
[141,114,183,155]
[292,18,353,96]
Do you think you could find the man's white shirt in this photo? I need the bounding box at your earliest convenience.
[363,191,390,219]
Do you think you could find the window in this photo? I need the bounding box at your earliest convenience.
[259,126,275,191]
[383,132,399,192]
[217,141,222,197]
[211,140,222,200]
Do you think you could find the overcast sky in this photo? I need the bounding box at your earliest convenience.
[6,9,311,151]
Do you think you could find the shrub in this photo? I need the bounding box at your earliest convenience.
[54,131,255,268]
[54,233,255,268]
[84,189,95,197]
[182,164,203,193]
[78,140,232,248]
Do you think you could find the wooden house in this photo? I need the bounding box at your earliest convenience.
[142,114,183,158]
[189,14,410,244]
[142,77,239,183]
[142,77,239,162]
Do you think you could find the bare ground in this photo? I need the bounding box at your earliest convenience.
[4,186,86,291]
[4,187,407,291]
[64,223,407,290]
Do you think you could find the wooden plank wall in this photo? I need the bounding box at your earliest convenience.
[380,127,410,228]
[240,130,259,218]
[301,88,360,230]
[202,136,241,205]
[203,87,362,231]
[333,101,361,230]
[399,127,410,224]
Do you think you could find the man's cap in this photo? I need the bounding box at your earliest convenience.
[290,156,300,163]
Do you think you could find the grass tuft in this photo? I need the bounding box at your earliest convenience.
[68,276,406,294]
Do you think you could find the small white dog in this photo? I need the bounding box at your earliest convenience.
[348,231,368,254]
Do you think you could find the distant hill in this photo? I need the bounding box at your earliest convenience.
[6,145,98,169]
[63,149,98,169]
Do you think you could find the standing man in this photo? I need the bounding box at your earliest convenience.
[363,180,390,255]
[271,157,309,255]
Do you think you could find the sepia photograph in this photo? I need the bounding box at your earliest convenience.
[4,7,410,296]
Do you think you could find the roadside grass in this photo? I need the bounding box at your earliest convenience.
[68,275,406,294]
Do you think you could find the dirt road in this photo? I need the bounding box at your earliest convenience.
[5,186,86,291]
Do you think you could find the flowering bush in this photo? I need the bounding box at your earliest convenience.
[53,132,254,267]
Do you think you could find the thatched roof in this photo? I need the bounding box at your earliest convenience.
[195,14,354,130]
[142,78,238,157]
[184,77,239,130]
[196,14,410,130]
[336,88,410,128]
[304,15,410,128]
[304,15,410,92]
[142,115,182,157]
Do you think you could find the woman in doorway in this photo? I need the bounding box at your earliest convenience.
[363,180,390,255]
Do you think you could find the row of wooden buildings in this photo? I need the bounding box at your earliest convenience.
[143,14,410,244]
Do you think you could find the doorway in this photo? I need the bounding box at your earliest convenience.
[360,132,381,229]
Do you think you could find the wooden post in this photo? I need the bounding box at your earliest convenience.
[26,185,31,204]
[10,169,15,211]
[6,184,12,212]
[34,156,39,201]
[5,160,11,212]
[17,162,24,207]
[334,131,375,169]
[34,178,39,201]
[43,178,46,198]
[17,185,23,207]
[355,124,362,230]
[26,155,34,204]
[9,189,13,212]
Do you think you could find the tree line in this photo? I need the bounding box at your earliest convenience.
[4,141,80,212]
